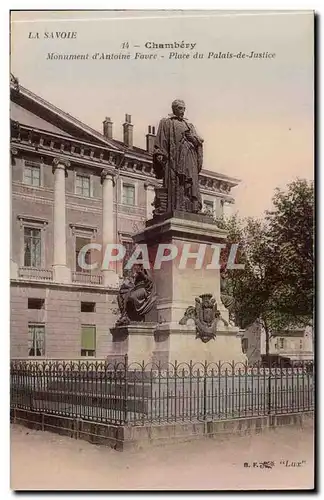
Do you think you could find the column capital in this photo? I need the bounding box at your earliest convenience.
[101,168,115,185]
[144,182,157,191]
[52,157,70,175]
[10,146,18,156]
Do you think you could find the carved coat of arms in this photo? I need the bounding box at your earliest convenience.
[179,293,226,343]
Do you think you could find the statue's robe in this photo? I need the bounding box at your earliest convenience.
[125,270,156,320]
[153,115,203,213]
[117,270,156,324]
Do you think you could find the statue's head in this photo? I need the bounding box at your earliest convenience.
[172,99,186,119]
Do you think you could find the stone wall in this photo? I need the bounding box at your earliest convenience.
[10,282,119,358]
[11,408,314,451]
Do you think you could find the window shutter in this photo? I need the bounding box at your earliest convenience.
[81,326,96,350]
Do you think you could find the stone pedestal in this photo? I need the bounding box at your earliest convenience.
[108,322,246,366]
[108,212,247,365]
[153,324,246,364]
[133,212,228,326]
[109,323,157,364]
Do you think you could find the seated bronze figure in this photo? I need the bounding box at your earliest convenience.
[116,267,156,326]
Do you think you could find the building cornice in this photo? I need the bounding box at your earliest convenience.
[11,122,156,178]
[10,79,240,193]
[10,278,119,293]
[11,122,238,196]
[200,168,240,187]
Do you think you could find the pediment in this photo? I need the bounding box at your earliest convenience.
[10,79,120,150]
[11,101,73,138]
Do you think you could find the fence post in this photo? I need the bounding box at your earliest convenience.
[123,354,128,424]
[29,364,34,412]
[203,361,207,421]
[267,360,272,416]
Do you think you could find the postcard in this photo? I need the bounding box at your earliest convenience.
[10,10,314,491]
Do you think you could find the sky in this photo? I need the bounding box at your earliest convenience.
[10,10,314,217]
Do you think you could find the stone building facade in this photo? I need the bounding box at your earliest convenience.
[10,76,240,359]
[241,321,314,363]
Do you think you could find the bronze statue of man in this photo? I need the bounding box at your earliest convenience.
[153,100,203,214]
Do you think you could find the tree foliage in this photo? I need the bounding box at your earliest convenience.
[266,179,314,322]
[218,178,314,353]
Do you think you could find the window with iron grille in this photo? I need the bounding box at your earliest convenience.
[24,227,41,267]
[28,324,45,356]
[81,325,96,356]
[24,164,41,187]
[122,184,135,205]
[75,174,91,197]
[278,338,285,349]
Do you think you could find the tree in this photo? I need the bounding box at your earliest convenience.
[219,215,276,355]
[266,179,314,325]
[218,178,314,356]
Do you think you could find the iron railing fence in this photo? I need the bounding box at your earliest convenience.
[10,357,314,427]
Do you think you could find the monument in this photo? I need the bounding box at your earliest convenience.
[110,100,246,364]
[152,99,203,215]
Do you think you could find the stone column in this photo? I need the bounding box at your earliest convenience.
[144,183,156,220]
[101,170,119,287]
[52,158,71,283]
[10,147,19,279]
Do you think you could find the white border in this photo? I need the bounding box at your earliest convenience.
[3,4,320,499]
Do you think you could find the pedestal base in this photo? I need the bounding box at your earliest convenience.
[109,323,157,364]
[109,213,247,365]
[154,325,246,364]
[146,209,215,228]
[108,323,246,365]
